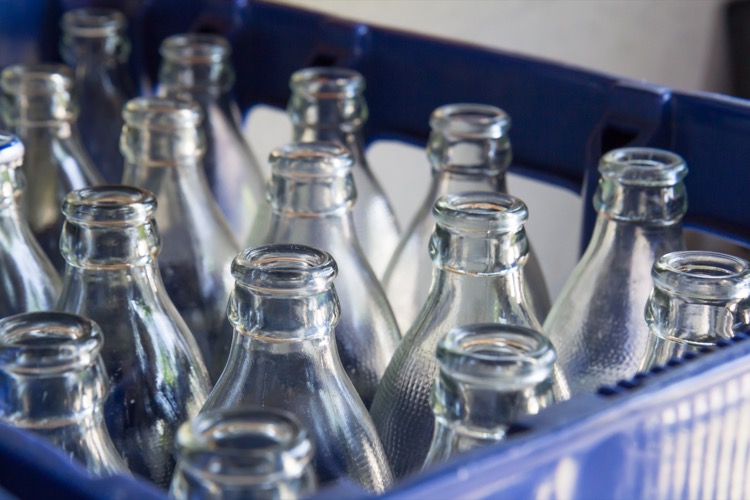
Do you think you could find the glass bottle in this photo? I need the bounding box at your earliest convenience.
[203,244,393,492]
[423,323,557,469]
[288,67,400,277]
[258,142,400,408]
[544,148,688,395]
[56,185,210,487]
[157,34,265,244]
[0,311,128,476]
[60,7,136,183]
[0,132,61,316]
[383,103,551,333]
[0,64,104,272]
[169,407,317,500]
[121,96,239,382]
[369,191,566,479]
[640,251,750,371]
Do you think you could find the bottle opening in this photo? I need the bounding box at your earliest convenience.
[290,67,364,98]
[599,147,687,186]
[160,34,230,64]
[122,96,202,129]
[0,133,24,166]
[433,191,528,233]
[0,64,73,96]
[62,185,157,224]
[269,142,353,178]
[0,312,102,374]
[652,250,750,300]
[61,8,127,37]
[430,103,511,139]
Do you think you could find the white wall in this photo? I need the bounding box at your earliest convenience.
[244,0,731,299]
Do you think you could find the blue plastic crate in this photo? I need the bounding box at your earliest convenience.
[1,1,749,498]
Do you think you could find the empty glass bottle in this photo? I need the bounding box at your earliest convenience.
[544,148,688,395]
[370,191,565,479]
[0,133,61,316]
[257,142,400,408]
[640,251,750,371]
[56,186,210,487]
[0,311,128,476]
[0,64,103,272]
[203,244,393,492]
[288,67,400,277]
[169,407,317,500]
[383,103,550,333]
[60,7,136,183]
[157,34,265,243]
[121,96,239,382]
[423,323,557,469]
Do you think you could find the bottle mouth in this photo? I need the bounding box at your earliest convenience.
[652,251,750,300]
[290,67,364,99]
[599,147,687,186]
[429,103,511,139]
[0,312,103,375]
[122,97,202,130]
[269,142,353,178]
[437,323,556,386]
[61,8,127,38]
[62,185,157,225]
[232,244,337,296]
[0,64,73,96]
[433,191,528,233]
[0,133,24,167]
[160,34,231,64]
[178,406,313,481]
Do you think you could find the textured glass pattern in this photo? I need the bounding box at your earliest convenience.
[544,148,688,396]
[288,67,400,277]
[56,186,210,487]
[383,104,550,333]
[203,244,393,492]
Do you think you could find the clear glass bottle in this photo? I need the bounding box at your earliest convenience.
[544,148,688,395]
[169,407,317,500]
[60,7,136,183]
[0,64,104,272]
[258,142,400,408]
[288,67,400,277]
[56,186,210,487]
[640,251,750,371]
[369,191,566,479]
[203,244,393,492]
[383,103,551,333]
[0,311,128,476]
[121,96,239,382]
[157,34,265,244]
[423,323,557,469]
[0,132,61,316]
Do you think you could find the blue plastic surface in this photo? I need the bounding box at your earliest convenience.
[1,1,750,498]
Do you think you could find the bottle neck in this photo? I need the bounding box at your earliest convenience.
[60,219,160,269]
[594,179,687,225]
[61,35,127,70]
[430,224,528,275]
[121,124,203,169]
[159,61,233,100]
[269,172,356,217]
[433,170,508,196]
[2,93,76,128]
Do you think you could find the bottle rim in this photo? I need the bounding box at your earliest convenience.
[62,185,157,225]
[0,312,103,375]
[122,96,202,130]
[232,244,337,296]
[433,191,528,233]
[60,8,127,38]
[160,33,231,64]
[269,142,353,178]
[652,250,750,300]
[0,64,73,96]
[290,67,365,98]
[429,103,511,139]
[599,147,687,186]
[0,133,24,167]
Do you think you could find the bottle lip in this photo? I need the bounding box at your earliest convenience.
[160,33,231,64]
[290,67,365,99]
[60,8,127,38]
[0,312,103,375]
[269,142,353,178]
[429,103,511,139]
[652,250,750,300]
[232,244,337,296]
[62,185,157,225]
[0,133,24,167]
[122,96,202,130]
[599,147,687,186]
[437,323,556,386]
[433,191,528,233]
[0,64,73,96]
[178,406,314,481]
